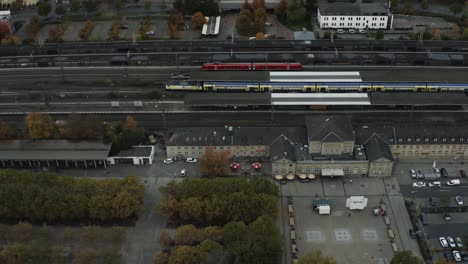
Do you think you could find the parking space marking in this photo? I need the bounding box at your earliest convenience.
[334,229,352,242]
[362,228,379,241]
[305,230,324,243]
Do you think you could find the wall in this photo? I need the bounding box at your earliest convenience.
[272,158,296,175]
[318,14,389,29]
[167,145,270,159]
[368,159,393,177]
[390,144,466,160]
[296,160,368,176]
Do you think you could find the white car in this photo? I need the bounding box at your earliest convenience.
[348,29,357,33]
[186,158,197,163]
[337,29,345,34]
[145,31,155,35]
[440,237,449,248]
[412,182,426,188]
[448,236,457,248]
[358,29,366,33]
[447,179,461,186]
[433,181,441,187]
[163,158,173,164]
[453,250,461,262]
[455,196,463,206]
[409,169,417,179]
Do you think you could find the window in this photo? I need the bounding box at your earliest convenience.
[323,23,328,26]
[407,138,411,142]
[332,17,337,20]
[372,23,376,26]
[332,23,336,26]
[348,23,352,26]
[340,17,345,20]
[434,138,438,142]
[425,138,429,142]
[416,138,420,142]
[380,23,384,26]
[340,23,344,26]
[356,23,360,26]
[380,17,385,20]
[324,17,329,20]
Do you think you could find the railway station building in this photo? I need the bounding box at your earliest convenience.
[317,2,393,30]
[0,140,111,169]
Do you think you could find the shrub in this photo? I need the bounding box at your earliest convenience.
[79,20,95,41]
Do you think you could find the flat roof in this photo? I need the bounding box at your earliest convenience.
[202,16,220,36]
[112,146,153,157]
[184,93,271,105]
[270,71,362,82]
[0,140,111,160]
[272,93,370,105]
[369,93,468,105]
[360,68,468,83]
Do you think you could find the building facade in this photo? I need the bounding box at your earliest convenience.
[317,3,392,30]
[107,146,155,165]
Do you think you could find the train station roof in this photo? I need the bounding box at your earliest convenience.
[360,68,468,83]
[189,71,269,82]
[368,93,468,105]
[271,93,370,105]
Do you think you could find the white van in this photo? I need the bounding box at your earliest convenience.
[180,169,186,177]
[447,179,461,186]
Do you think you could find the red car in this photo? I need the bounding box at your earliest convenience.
[460,170,466,178]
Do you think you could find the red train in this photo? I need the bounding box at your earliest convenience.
[201,62,302,71]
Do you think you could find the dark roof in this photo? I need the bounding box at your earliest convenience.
[112,146,153,157]
[318,3,388,15]
[360,68,468,83]
[369,93,468,106]
[364,135,394,162]
[167,126,307,147]
[184,93,271,106]
[270,135,298,162]
[305,116,354,142]
[0,140,111,160]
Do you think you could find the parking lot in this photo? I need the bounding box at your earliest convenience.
[395,161,468,262]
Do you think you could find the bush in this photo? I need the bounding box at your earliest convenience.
[138,16,152,40]
[26,16,42,42]
[79,20,95,41]
[108,17,122,41]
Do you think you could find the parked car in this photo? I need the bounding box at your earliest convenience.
[441,168,449,177]
[180,169,186,177]
[412,182,426,188]
[447,179,461,186]
[455,237,463,248]
[409,229,417,239]
[186,158,197,163]
[348,29,357,33]
[456,196,463,206]
[429,196,436,206]
[448,236,457,248]
[409,169,417,179]
[440,237,449,248]
[265,22,272,27]
[337,29,345,34]
[460,170,466,178]
[453,250,462,262]
[416,170,424,178]
[432,181,441,187]
[145,31,155,35]
[434,167,441,176]
[163,158,173,164]
[358,29,366,33]
[443,213,451,220]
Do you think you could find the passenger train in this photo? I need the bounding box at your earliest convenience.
[201,62,303,71]
[166,81,468,93]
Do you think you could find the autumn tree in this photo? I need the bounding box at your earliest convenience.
[275,0,287,21]
[14,222,33,243]
[107,226,126,245]
[297,250,337,264]
[63,227,75,242]
[254,8,267,32]
[242,0,251,11]
[111,190,142,219]
[287,0,306,25]
[0,243,27,263]
[25,112,58,139]
[168,246,199,264]
[1,34,21,45]
[179,197,203,224]
[153,251,169,264]
[175,224,199,245]
[256,32,265,39]
[390,251,424,264]
[199,226,222,242]
[167,9,182,39]
[158,197,179,224]
[124,115,137,129]
[198,240,222,260]
[252,0,265,10]
[0,22,11,39]
[75,248,98,264]
[0,121,16,139]
[61,115,104,140]
[199,147,232,177]
[192,11,207,29]
[159,229,173,247]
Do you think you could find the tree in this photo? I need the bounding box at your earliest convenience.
[247,216,282,263]
[287,0,306,25]
[0,243,27,264]
[74,249,98,264]
[38,224,52,241]
[253,0,265,10]
[0,121,16,139]
[256,32,264,39]
[463,28,468,40]
[88,195,113,221]
[421,0,429,10]
[115,0,124,12]
[199,147,232,177]
[107,226,125,245]
[111,191,142,219]
[375,30,384,40]
[63,228,75,242]
[61,115,104,140]
[242,0,251,11]
[192,12,207,29]
[56,3,66,15]
[175,225,199,245]
[70,1,81,12]
[275,0,287,21]
[254,8,267,32]
[297,250,337,264]
[25,112,58,139]
[83,0,97,13]
[144,1,152,12]
[0,22,11,38]
[124,116,137,129]
[198,240,222,260]
[37,0,52,16]
[159,229,173,247]
[168,246,199,264]
[199,226,222,242]
[158,197,179,224]
[14,222,33,243]
[1,34,21,46]
[179,197,203,224]
[390,0,398,8]
[167,9,183,39]
[449,2,462,16]
[153,251,169,264]
[390,251,424,264]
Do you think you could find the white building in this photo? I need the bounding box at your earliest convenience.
[317,3,393,30]
[107,146,155,165]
